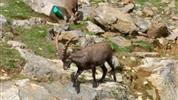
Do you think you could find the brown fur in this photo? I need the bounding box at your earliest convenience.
[57,37,117,93]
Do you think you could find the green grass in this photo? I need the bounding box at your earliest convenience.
[69,21,87,31]
[15,25,57,59]
[0,0,40,19]
[0,42,24,70]
[109,41,132,55]
[133,40,153,51]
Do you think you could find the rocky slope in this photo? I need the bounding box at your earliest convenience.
[0,0,178,100]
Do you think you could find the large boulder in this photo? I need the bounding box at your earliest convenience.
[138,57,178,100]
[93,3,137,34]
[18,49,64,82]
[110,36,131,47]
[147,21,171,38]
[86,21,105,34]
[0,79,134,100]
[23,0,65,16]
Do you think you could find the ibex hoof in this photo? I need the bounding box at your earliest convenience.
[98,79,105,83]
[92,82,98,88]
[71,72,75,82]
[75,81,80,94]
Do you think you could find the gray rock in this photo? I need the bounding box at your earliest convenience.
[142,7,154,17]
[78,34,104,47]
[3,32,14,40]
[132,52,160,58]
[18,49,64,82]
[110,36,131,47]
[0,3,6,7]
[19,83,54,100]
[79,5,93,20]
[59,30,85,41]
[7,40,26,49]
[120,3,135,13]
[78,0,90,6]
[42,81,132,100]
[86,21,105,34]
[167,28,178,40]
[0,15,7,25]
[1,78,134,100]
[135,17,151,33]
[93,3,137,34]
[24,0,69,17]
[12,17,45,27]
[138,57,178,100]
[0,81,20,100]
[147,21,171,38]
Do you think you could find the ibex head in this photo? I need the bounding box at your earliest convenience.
[61,37,75,70]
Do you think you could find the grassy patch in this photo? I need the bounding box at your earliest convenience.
[0,42,24,72]
[0,0,40,19]
[132,40,153,51]
[69,21,87,31]
[109,41,132,55]
[15,25,57,59]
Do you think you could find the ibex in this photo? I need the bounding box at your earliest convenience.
[56,36,117,93]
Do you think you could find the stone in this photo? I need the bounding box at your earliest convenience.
[134,17,151,33]
[138,57,178,100]
[12,17,45,27]
[78,5,93,20]
[77,34,104,47]
[0,3,6,7]
[18,49,64,82]
[142,7,154,17]
[7,40,26,49]
[0,15,7,25]
[86,21,105,34]
[167,28,178,40]
[102,32,121,38]
[120,3,135,13]
[42,81,133,100]
[78,0,90,5]
[147,21,171,38]
[59,30,85,41]
[93,3,137,34]
[0,81,20,100]
[19,83,54,100]
[3,32,14,40]
[132,52,160,58]
[110,36,131,47]
[121,0,135,4]
[15,79,30,87]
